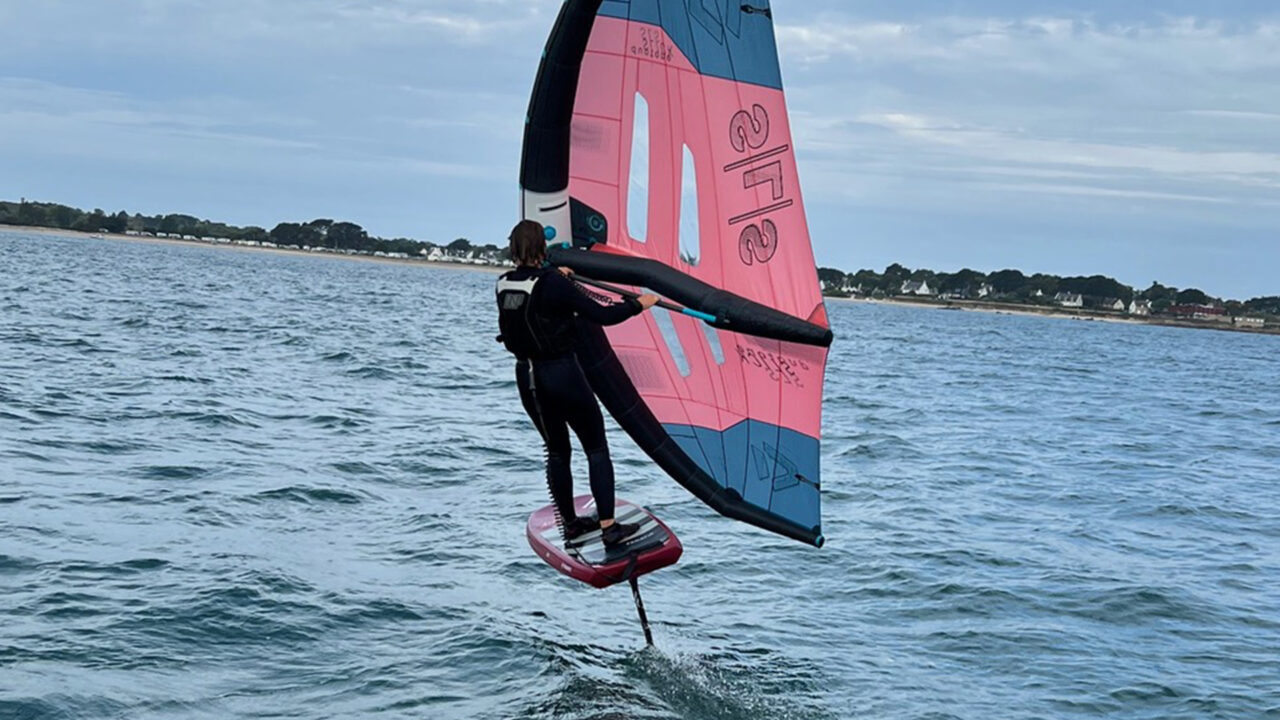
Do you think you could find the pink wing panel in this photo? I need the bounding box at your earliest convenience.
[569,16,826,441]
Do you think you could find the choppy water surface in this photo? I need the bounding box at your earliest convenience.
[2,229,1278,720]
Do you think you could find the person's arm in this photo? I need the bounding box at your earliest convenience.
[544,273,648,326]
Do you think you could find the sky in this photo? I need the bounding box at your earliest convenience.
[1,1,1278,299]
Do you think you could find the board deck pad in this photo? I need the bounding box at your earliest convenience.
[527,495,682,589]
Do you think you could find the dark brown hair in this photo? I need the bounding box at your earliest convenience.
[508,220,547,267]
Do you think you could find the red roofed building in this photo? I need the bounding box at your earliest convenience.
[1170,304,1226,320]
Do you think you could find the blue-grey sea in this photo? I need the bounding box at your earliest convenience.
[2,229,1278,720]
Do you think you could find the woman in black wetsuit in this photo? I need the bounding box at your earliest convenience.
[496,220,658,545]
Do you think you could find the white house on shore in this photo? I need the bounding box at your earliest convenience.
[1054,292,1084,308]
[1233,316,1266,328]
[1101,297,1126,311]
[901,279,935,296]
[1128,299,1152,316]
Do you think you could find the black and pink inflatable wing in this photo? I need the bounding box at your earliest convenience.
[520,0,830,548]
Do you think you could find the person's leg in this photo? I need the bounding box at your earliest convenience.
[565,391,615,524]
[515,361,544,436]
[553,358,624,528]
[519,361,575,524]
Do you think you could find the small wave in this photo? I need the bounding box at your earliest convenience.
[73,491,145,504]
[183,503,237,527]
[399,512,456,532]
[52,337,96,348]
[306,414,368,430]
[347,365,397,379]
[1133,503,1259,522]
[321,351,355,362]
[921,582,1025,607]
[386,547,476,567]
[34,590,112,619]
[0,699,120,720]
[169,410,256,428]
[1109,682,1183,703]
[251,485,365,505]
[0,409,38,424]
[1067,585,1209,625]
[133,464,212,481]
[1044,364,1100,376]
[910,548,1024,569]
[110,579,325,650]
[154,374,214,384]
[0,554,37,574]
[51,558,171,578]
[327,598,430,627]
[3,449,51,463]
[394,358,435,372]
[79,439,155,454]
[101,382,152,398]
[330,461,383,476]
[120,557,170,572]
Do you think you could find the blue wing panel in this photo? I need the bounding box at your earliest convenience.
[598,0,783,89]
[667,420,821,533]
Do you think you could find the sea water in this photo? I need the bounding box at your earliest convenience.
[2,229,1278,719]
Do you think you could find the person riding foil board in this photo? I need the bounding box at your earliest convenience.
[496,220,659,545]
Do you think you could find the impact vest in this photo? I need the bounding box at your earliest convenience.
[495,269,577,360]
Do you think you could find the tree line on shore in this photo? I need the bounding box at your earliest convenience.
[0,199,506,262]
[4,198,1274,318]
[818,264,1278,318]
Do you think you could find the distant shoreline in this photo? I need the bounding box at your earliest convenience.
[0,224,505,276]
[831,294,1280,336]
[5,223,1276,338]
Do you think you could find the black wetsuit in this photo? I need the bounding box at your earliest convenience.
[496,266,641,524]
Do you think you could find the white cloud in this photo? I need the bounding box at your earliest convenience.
[0,1,550,60]
[331,2,545,43]
[778,14,1280,74]
[858,111,1280,181]
[778,12,1280,219]
[1182,110,1280,122]
[973,182,1231,205]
